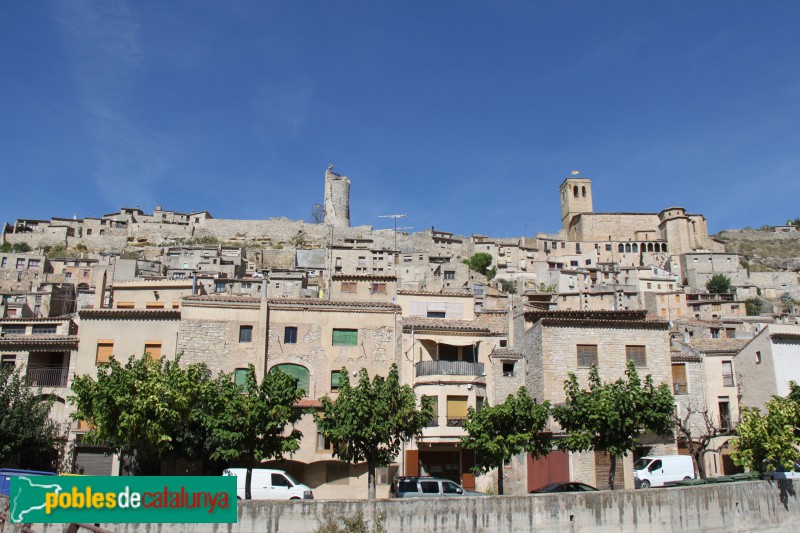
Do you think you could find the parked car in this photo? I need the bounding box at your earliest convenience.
[0,469,57,497]
[222,468,313,500]
[633,455,695,488]
[390,476,485,498]
[764,461,800,481]
[530,482,598,493]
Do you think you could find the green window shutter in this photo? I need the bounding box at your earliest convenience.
[271,364,309,395]
[331,370,342,389]
[332,328,358,346]
[234,368,248,390]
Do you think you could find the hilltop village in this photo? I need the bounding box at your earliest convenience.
[2,167,800,497]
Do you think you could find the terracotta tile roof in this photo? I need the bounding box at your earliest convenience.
[79,309,181,319]
[267,298,400,310]
[332,274,397,281]
[0,315,73,323]
[397,290,473,297]
[688,338,751,353]
[0,335,79,349]
[490,348,523,359]
[401,317,490,333]
[183,295,261,303]
[671,349,702,363]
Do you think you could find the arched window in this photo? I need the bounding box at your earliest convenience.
[618,244,624,253]
[573,186,579,198]
[270,364,310,395]
[662,243,668,252]
[625,244,632,253]
[581,186,586,197]
[632,244,638,253]
[648,243,654,252]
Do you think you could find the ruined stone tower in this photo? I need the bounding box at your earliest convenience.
[323,165,351,227]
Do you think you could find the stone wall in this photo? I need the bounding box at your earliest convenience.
[9,480,799,533]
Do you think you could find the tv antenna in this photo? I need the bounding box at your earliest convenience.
[378,214,408,252]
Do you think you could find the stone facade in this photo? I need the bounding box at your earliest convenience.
[323,166,351,228]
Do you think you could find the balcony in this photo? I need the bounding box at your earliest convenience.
[26,367,69,388]
[415,360,485,378]
[446,417,466,427]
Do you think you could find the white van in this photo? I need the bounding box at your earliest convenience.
[223,468,314,500]
[633,456,695,488]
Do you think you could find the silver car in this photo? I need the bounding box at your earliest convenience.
[390,476,485,498]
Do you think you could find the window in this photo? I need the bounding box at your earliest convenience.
[423,395,438,427]
[271,473,291,487]
[626,345,647,367]
[672,364,688,395]
[332,329,358,346]
[16,259,25,269]
[96,341,114,364]
[446,396,468,426]
[116,302,135,309]
[284,326,298,344]
[718,399,731,431]
[499,339,508,348]
[570,260,578,267]
[270,364,309,395]
[28,259,40,270]
[215,281,225,292]
[144,341,162,359]
[341,282,357,293]
[756,351,762,364]
[370,283,386,294]
[443,481,461,494]
[234,368,248,390]
[317,432,334,452]
[1,354,15,370]
[2,325,25,335]
[0,257,5,268]
[426,311,446,318]
[146,302,165,309]
[722,361,735,387]
[31,324,56,335]
[443,271,455,280]
[239,325,253,343]
[605,244,612,251]
[331,370,343,391]
[577,345,598,368]
[502,361,515,377]
[421,481,439,494]
[711,328,720,339]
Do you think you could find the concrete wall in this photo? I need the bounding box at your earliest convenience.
[7,480,798,533]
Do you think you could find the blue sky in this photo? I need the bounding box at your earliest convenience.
[2,2,800,238]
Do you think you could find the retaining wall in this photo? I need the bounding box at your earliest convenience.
[2,480,798,533]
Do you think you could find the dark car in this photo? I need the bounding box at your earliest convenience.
[530,482,598,494]
[390,476,486,498]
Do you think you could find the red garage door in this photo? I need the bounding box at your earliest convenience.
[527,451,569,493]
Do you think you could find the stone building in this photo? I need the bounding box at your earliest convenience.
[513,309,675,493]
[734,324,800,412]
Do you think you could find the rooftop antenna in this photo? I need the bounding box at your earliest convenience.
[378,214,407,252]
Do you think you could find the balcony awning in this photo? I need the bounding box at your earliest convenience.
[418,337,482,347]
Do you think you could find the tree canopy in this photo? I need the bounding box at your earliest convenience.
[0,365,60,471]
[706,274,732,294]
[208,364,305,499]
[70,355,218,474]
[461,387,551,494]
[463,253,496,280]
[731,396,800,474]
[552,361,675,490]
[316,365,433,499]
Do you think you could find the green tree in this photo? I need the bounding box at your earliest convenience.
[731,396,800,474]
[460,387,551,495]
[0,242,10,253]
[70,355,218,474]
[706,274,732,294]
[463,253,495,280]
[11,242,31,253]
[316,365,433,500]
[0,365,60,470]
[552,362,675,490]
[745,298,763,316]
[208,365,305,499]
[496,278,517,295]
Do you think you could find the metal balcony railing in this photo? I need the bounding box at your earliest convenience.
[447,417,466,427]
[25,367,69,387]
[415,360,485,378]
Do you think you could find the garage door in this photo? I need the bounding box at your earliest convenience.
[527,451,569,492]
[594,452,624,490]
[74,448,114,476]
